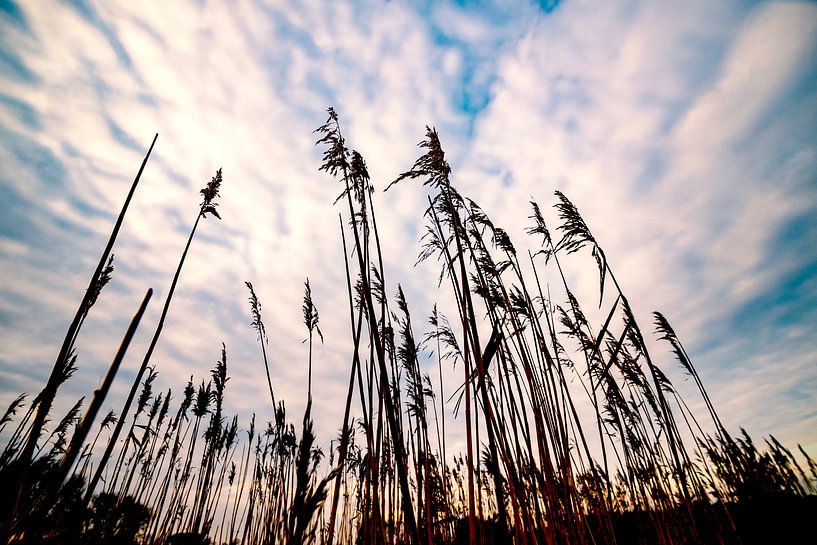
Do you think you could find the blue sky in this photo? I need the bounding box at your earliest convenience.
[1,0,816,458]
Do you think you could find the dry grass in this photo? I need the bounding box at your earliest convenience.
[0,114,814,545]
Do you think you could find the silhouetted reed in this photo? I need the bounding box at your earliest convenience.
[1,115,814,545]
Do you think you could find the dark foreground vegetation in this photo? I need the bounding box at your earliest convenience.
[1,109,815,544]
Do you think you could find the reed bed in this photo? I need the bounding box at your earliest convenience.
[0,110,814,545]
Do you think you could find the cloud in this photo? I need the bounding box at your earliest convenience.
[1,0,816,466]
[451,0,817,448]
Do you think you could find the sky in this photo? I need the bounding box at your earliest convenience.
[1,0,816,461]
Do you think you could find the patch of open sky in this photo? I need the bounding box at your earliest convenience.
[723,212,817,338]
[426,29,495,134]
[533,0,561,14]
[745,63,817,172]
[83,58,116,102]
[105,117,144,154]
[136,92,158,109]
[155,342,212,378]
[260,46,298,101]
[66,0,133,71]
[111,244,158,281]
[0,45,38,85]
[0,183,41,247]
[419,0,559,136]
[275,203,290,237]
[0,94,41,131]
[72,151,137,191]
[702,257,817,377]
[0,0,29,32]
[259,3,319,58]
[191,228,233,253]
[632,151,667,195]
[0,184,96,268]
[421,1,563,133]
[449,0,561,15]
[655,11,746,136]
[164,205,196,238]
[0,297,25,330]
[256,1,321,82]
[60,141,83,160]
[1,127,67,191]
[68,195,115,224]
[303,68,336,109]
[545,75,593,117]
[0,368,35,397]
[50,207,97,242]
[456,61,496,128]
[152,157,192,190]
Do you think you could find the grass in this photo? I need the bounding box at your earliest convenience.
[0,110,815,545]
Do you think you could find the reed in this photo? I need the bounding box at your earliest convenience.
[0,116,813,545]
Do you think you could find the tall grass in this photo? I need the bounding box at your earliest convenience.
[1,115,814,545]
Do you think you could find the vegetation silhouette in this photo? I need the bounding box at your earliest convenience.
[1,111,815,545]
